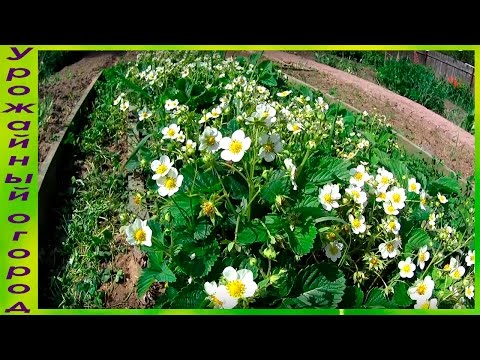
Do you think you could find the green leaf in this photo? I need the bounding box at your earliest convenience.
[260,170,291,204]
[193,220,213,241]
[339,286,364,308]
[122,134,152,171]
[260,76,277,87]
[114,70,150,98]
[405,229,430,254]
[264,214,285,233]
[136,270,156,299]
[125,158,139,172]
[171,285,208,309]
[281,263,346,308]
[363,288,393,309]
[147,220,164,245]
[176,241,220,278]
[237,220,269,245]
[249,52,263,65]
[429,177,460,195]
[223,174,248,200]
[305,157,351,186]
[393,282,413,307]
[288,223,317,256]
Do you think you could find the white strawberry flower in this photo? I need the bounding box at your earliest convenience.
[325,241,344,262]
[219,129,251,162]
[162,123,181,140]
[417,245,430,270]
[165,99,179,111]
[398,257,416,278]
[138,107,153,121]
[156,168,184,197]
[258,133,282,162]
[345,185,367,205]
[349,165,369,187]
[199,127,223,153]
[319,184,342,211]
[408,276,434,301]
[349,214,366,234]
[125,218,152,247]
[387,187,406,210]
[407,178,421,194]
[150,155,174,180]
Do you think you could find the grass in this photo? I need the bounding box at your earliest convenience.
[42,69,132,308]
[313,52,475,134]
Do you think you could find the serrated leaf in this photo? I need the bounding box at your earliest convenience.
[223,174,249,200]
[171,285,209,309]
[193,220,213,240]
[393,282,413,307]
[363,288,394,309]
[405,229,430,254]
[429,177,460,195]
[339,286,364,308]
[260,170,291,204]
[136,270,156,299]
[237,220,269,245]
[264,214,284,233]
[305,157,351,186]
[176,241,220,278]
[288,223,317,256]
[281,263,346,308]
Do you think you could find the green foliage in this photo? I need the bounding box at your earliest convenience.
[53,50,474,311]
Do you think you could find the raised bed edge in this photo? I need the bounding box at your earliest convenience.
[285,74,471,193]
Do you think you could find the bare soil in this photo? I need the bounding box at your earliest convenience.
[38,51,139,165]
[242,51,474,179]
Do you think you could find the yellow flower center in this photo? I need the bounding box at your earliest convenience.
[402,264,411,273]
[352,219,361,229]
[388,221,397,230]
[262,111,269,118]
[226,280,246,298]
[466,288,472,296]
[470,255,475,262]
[156,164,168,175]
[410,183,417,191]
[292,124,300,132]
[263,143,274,153]
[370,258,378,267]
[392,193,401,203]
[439,196,446,202]
[444,264,451,272]
[164,177,177,190]
[134,229,146,243]
[421,302,430,309]
[381,176,389,185]
[201,201,215,216]
[323,193,333,204]
[211,295,223,306]
[387,205,395,213]
[351,190,360,199]
[133,194,142,205]
[167,128,176,137]
[354,172,363,181]
[379,192,386,200]
[329,244,339,255]
[452,269,461,279]
[206,135,216,146]
[421,197,427,205]
[229,140,243,154]
[212,110,220,117]
[417,283,427,295]
[419,253,426,262]
[386,242,395,252]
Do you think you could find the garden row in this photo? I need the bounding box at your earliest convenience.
[46,51,475,309]
[313,51,474,134]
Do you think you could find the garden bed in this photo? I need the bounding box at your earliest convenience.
[253,51,474,180]
[40,51,475,310]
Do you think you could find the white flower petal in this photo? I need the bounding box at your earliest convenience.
[222,266,237,281]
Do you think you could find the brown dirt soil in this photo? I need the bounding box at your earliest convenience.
[232,51,474,179]
[100,246,146,308]
[38,51,140,165]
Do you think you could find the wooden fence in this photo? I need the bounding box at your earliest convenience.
[385,51,475,91]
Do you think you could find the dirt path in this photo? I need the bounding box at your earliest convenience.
[232,51,474,179]
[39,51,138,165]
